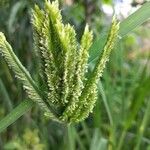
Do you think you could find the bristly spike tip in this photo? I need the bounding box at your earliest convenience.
[0,0,119,124]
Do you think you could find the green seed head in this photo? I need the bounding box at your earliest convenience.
[0,0,119,124]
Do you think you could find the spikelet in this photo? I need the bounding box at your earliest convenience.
[61,25,93,121]
[69,17,120,122]
[0,32,55,119]
[44,0,79,107]
[0,0,120,124]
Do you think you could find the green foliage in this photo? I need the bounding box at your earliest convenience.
[0,0,150,149]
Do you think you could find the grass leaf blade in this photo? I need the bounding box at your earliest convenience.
[89,2,150,63]
[0,100,34,133]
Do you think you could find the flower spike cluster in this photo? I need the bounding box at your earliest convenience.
[0,0,119,123]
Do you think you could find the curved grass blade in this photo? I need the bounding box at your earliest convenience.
[89,2,150,63]
[0,100,34,133]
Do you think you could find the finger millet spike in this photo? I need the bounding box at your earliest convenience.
[0,0,119,124]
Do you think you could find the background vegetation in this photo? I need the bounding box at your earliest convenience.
[0,0,150,149]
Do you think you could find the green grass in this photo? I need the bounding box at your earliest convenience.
[0,1,150,150]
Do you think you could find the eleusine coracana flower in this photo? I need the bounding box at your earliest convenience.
[0,0,119,124]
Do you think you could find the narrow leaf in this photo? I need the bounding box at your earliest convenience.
[89,2,150,63]
[0,100,34,133]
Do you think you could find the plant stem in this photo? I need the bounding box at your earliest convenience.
[0,99,34,133]
[98,82,113,126]
[116,130,127,150]
[134,99,150,150]
[98,82,116,149]
[67,125,76,150]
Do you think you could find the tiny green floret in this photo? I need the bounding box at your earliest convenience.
[0,0,119,124]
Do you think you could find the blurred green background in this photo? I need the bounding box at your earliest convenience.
[0,0,150,150]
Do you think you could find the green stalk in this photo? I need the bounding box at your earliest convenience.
[134,99,150,150]
[0,100,34,133]
[81,122,91,143]
[67,125,76,150]
[116,130,127,150]
[98,82,113,126]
